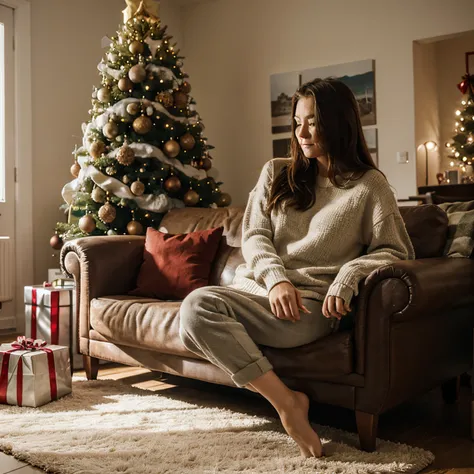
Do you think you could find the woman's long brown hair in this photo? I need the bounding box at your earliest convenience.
[267,78,382,214]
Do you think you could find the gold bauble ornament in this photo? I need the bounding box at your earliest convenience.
[180,133,196,151]
[156,91,173,107]
[216,192,232,207]
[97,87,111,103]
[116,144,135,165]
[129,64,146,83]
[70,162,81,178]
[163,139,180,158]
[98,202,117,224]
[201,156,212,171]
[173,91,188,108]
[180,81,191,94]
[130,180,145,196]
[103,121,119,139]
[164,176,181,193]
[91,186,106,203]
[118,77,134,92]
[129,40,144,55]
[126,102,140,115]
[90,141,106,160]
[133,116,153,135]
[106,166,117,176]
[127,220,143,235]
[79,214,96,233]
[50,234,63,250]
[122,175,131,184]
[183,189,199,207]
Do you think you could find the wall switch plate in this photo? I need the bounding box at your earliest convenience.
[397,152,409,164]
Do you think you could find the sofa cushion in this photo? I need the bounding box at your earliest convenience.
[398,205,448,258]
[90,296,200,358]
[130,226,224,300]
[437,200,474,258]
[90,295,354,378]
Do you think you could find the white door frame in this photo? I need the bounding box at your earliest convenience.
[0,0,32,333]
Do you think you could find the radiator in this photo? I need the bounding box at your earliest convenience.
[0,237,13,303]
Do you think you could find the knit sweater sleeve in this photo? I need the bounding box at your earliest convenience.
[241,160,291,292]
[326,174,416,306]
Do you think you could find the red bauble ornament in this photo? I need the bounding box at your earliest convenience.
[173,91,188,108]
[179,133,196,151]
[50,234,63,250]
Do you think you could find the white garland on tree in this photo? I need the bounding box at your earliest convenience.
[62,156,185,214]
[83,97,198,151]
[108,142,208,180]
[97,61,122,80]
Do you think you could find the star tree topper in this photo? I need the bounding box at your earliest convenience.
[123,0,160,23]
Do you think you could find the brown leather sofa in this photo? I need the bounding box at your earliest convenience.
[60,204,474,451]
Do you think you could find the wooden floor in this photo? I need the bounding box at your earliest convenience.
[0,335,473,473]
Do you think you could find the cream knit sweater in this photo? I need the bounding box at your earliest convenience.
[229,158,415,305]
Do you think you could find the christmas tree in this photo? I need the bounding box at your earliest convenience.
[445,73,474,172]
[51,0,231,250]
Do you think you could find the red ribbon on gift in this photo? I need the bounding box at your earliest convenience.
[29,288,60,344]
[0,336,58,406]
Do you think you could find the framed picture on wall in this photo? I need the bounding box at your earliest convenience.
[270,72,300,134]
[272,136,292,158]
[270,59,376,136]
[363,128,378,166]
[301,59,376,126]
[467,51,474,75]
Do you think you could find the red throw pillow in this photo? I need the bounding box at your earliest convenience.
[129,226,224,300]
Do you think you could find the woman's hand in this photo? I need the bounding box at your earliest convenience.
[322,295,351,320]
[268,282,311,322]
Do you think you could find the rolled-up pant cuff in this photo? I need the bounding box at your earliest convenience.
[231,356,273,387]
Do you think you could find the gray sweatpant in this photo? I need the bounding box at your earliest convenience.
[178,285,335,388]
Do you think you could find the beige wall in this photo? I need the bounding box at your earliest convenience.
[413,41,440,188]
[179,0,474,206]
[32,0,183,283]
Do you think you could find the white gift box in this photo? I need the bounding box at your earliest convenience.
[0,342,72,407]
[24,285,72,307]
[24,285,102,370]
[24,285,82,370]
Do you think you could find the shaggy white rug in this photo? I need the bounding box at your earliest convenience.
[0,377,434,474]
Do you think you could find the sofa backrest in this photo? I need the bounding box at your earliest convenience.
[159,207,245,286]
[159,204,448,286]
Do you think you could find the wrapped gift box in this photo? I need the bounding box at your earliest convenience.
[0,338,72,407]
[24,285,81,370]
[24,284,103,370]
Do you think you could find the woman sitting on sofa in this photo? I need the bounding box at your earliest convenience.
[179,77,415,458]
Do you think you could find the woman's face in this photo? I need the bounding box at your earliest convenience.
[294,96,322,158]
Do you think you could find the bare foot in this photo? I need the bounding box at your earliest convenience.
[277,390,323,458]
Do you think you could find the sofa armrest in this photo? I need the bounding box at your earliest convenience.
[356,258,474,337]
[354,257,474,413]
[60,235,145,351]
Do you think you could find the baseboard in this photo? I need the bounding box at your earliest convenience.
[0,316,17,331]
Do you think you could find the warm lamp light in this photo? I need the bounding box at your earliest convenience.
[420,141,438,186]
